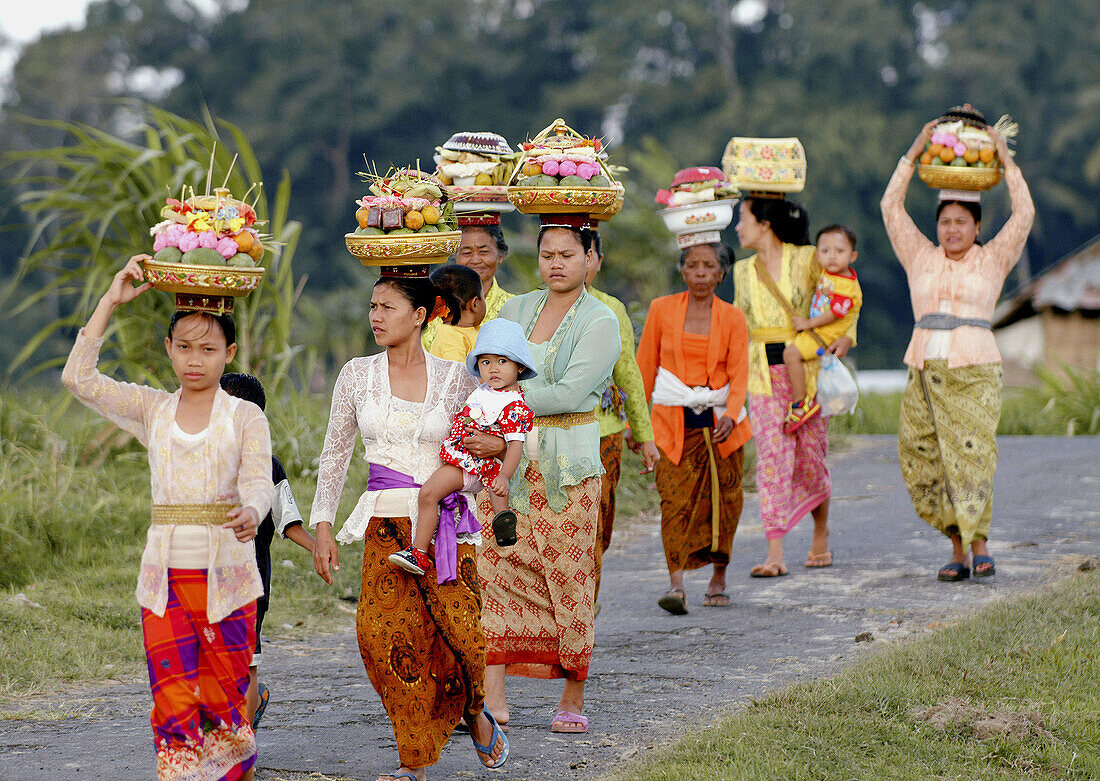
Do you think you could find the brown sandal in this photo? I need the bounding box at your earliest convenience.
[805,551,833,568]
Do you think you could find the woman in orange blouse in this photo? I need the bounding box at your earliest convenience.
[882,118,1034,582]
[637,242,752,614]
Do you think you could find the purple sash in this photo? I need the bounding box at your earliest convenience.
[367,463,481,584]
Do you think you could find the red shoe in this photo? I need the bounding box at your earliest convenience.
[388,546,432,575]
[783,397,821,435]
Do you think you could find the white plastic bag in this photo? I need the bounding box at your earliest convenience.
[815,348,859,417]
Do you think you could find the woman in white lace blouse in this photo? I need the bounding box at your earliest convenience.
[309,273,508,781]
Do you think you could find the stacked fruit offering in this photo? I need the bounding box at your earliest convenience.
[434,132,519,187]
[511,118,613,189]
[919,121,998,169]
[352,168,457,236]
[655,166,739,207]
[150,188,267,267]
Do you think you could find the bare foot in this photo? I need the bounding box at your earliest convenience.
[377,768,425,781]
[467,710,506,766]
[483,664,509,728]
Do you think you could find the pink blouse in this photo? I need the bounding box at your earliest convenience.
[62,330,272,622]
[881,158,1035,368]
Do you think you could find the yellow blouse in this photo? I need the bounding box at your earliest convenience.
[62,330,272,622]
[429,324,479,363]
[422,277,514,350]
[733,243,858,396]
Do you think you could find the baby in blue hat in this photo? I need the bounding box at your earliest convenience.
[390,319,537,576]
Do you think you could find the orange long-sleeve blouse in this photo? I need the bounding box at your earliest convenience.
[636,291,752,466]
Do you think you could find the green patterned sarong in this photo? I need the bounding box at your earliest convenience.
[898,361,1003,546]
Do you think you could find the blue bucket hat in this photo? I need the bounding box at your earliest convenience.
[466,318,538,381]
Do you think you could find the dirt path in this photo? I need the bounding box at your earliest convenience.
[2,436,1097,780]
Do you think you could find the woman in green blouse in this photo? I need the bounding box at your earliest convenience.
[477,218,620,735]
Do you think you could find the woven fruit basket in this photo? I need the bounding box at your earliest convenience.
[507,118,619,215]
[591,183,625,221]
[345,230,461,266]
[143,259,266,296]
[917,164,1003,191]
[507,186,618,214]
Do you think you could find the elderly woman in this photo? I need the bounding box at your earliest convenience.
[882,119,1034,581]
[310,272,508,781]
[637,242,751,613]
[477,218,619,735]
[423,223,515,350]
[733,198,855,577]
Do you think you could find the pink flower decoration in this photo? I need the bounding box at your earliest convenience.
[216,237,239,259]
[153,234,169,252]
[178,232,200,252]
[197,231,218,249]
[953,142,967,157]
[558,160,577,177]
[577,163,597,180]
[541,160,560,176]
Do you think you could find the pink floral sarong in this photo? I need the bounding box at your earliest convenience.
[749,365,830,539]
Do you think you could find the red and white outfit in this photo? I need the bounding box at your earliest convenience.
[440,384,533,489]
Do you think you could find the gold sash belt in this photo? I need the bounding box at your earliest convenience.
[701,429,721,552]
[151,503,236,526]
[751,327,794,342]
[532,411,596,428]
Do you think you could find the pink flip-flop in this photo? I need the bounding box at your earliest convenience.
[551,710,589,733]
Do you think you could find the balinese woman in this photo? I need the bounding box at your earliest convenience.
[477,217,620,734]
[637,242,751,614]
[310,271,508,781]
[882,117,1034,581]
[733,198,855,576]
[422,220,515,350]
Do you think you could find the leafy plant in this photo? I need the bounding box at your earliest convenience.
[2,103,304,394]
[1028,363,1100,436]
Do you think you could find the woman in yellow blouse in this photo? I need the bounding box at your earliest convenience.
[423,223,515,350]
[734,198,854,577]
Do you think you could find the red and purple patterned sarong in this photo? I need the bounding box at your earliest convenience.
[142,568,256,780]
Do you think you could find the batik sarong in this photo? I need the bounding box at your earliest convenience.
[477,466,599,680]
[142,568,256,781]
[594,432,623,599]
[898,360,1002,546]
[356,516,486,770]
[749,365,831,540]
[655,429,744,572]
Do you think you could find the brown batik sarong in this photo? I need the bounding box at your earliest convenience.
[356,516,486,770]
[898,361,1002,547]
[655,428,744,573]
[477,466,599,680]
[594,432,624,599]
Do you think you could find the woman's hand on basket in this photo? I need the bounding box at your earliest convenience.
[827,336,853,359]
[223,506,260,542]
[712,415,735,444]
[639,441,660,474]
[906,120,939,163]
[105,254,154,307]
[986,126,1015,170]
[461,428,507,459]
[313,522,339,585]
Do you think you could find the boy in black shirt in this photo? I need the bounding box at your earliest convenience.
[220,373,315,727]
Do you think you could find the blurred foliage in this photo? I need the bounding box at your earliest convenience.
[1,105,305,392]
[2,0,1100,378]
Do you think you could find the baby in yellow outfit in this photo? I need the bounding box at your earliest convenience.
[783,224,862,433]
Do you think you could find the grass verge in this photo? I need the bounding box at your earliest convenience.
[610,568,1100,780]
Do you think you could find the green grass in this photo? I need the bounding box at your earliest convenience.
[610,569,1100,780]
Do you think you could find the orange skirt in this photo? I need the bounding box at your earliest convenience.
[356,516,486,770]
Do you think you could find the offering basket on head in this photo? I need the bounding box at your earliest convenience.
[507,118,620,215]
[721,137,806,195]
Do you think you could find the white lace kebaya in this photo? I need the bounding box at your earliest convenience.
[309,350,480,544]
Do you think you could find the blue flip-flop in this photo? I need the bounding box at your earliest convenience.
[973,555,996,577]
[252,683,269,729]
[937,562,970,582]
[471,709,509,769]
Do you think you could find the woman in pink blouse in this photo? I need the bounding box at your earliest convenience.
[881,118,1035,582]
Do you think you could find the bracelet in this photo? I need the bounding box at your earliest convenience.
[900,156,916,167]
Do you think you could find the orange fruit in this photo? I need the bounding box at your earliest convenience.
[929,144,944,156]
[247,240,264,262]
[939,147,956,163]
[474,173,494,185]
[979,147,995,163]
[232,230,254,252]
[405,210,425,230]
[963,148,980,164]
[920,151,934,166]
[523,161,542,177]
[421,205,441,225]
[355,206,371,228]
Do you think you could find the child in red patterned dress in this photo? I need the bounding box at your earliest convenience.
[389,318,538,575]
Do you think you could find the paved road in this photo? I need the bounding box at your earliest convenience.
[2,437,1098,780]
